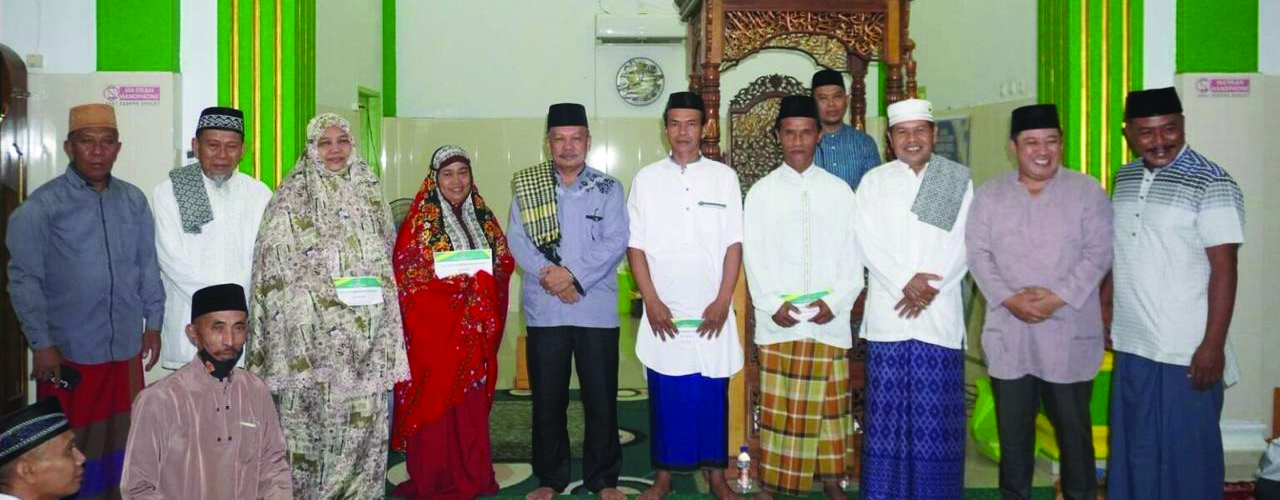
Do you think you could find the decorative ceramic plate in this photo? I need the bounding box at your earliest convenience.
[616,57,664,106]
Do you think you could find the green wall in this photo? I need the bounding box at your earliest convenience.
[97,0,180,72]
[1176,0,1259,73]
[382,0,397,117]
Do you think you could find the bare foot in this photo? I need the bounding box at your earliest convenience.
[639,470,674,500]
[526,486,557,500]
[598,487,626,500]
[703,469,740,500]
[822,481,847,500]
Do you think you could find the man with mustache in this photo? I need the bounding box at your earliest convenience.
[853,98,973,500]
[121,283,292,500]
[6,103,164,500]
[966,104,1112,500]
[0,398,86,500]
[743,95,863,500]
[1107,87,1244,500]
[151,107,272,371]
[507,103,629,500]
[627,92,743,500]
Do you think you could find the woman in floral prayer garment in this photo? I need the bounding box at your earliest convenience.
[247,113,409,500]
[390,145,515,499]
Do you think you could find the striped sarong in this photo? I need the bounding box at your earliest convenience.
[861,339,965,500]
[37,355,143,500]
[758,340,853,496]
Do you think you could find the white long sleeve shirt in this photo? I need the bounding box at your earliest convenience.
[854,159,973,349]
[628,156,744,378]
[152,171,272,369]
[743,163,863,349]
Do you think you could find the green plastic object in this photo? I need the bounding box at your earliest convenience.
[616,268,635,315]
[971,354,1114,464]
[970,378,1003,462]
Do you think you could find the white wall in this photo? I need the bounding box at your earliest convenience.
[316,0,382,110]
[0,0,97,73]
[395,0,1039,119]
[396,0,685,119]
[910,0,1036,111]
[1145,0,1177,88]
[179,0,218,155]
[1261,0,1280,76]
[1176,74,1278,427]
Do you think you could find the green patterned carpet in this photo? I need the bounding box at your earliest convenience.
[383,389,1055,499]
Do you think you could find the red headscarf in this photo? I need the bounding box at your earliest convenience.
[390,151,515,450]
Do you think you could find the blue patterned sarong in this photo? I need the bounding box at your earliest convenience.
[861,339,966,500]
[647,369,729,471]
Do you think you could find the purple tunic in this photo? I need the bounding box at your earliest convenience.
[965,169,1113,383]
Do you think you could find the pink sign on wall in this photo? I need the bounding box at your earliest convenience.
[1195,77,1251,98]
[103,85,162,106]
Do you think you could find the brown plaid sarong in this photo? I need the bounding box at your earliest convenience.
[758,340,854,496]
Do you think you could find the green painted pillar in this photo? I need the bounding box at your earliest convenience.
[217,0,316,189]
[97,0,181,72]
[1038,0,1143,191]
[382,0,397,118]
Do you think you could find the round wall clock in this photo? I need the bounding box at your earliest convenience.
[616,57,664,106]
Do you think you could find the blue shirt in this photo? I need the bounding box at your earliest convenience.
[815,124,881,191]
[507,165,629,328]
[6,166,165,364]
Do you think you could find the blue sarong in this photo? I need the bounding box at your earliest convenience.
[647,369,729,471]
[861,340,966,500]
[1108,351,1224,500]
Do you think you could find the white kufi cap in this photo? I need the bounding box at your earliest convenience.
[887,98,934,127]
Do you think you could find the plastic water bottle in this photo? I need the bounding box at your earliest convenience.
[736,445,754,493]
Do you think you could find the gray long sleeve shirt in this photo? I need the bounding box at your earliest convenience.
[6,166,165,364]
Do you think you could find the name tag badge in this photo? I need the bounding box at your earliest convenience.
[697,201,727,209]
[332,276,383,306]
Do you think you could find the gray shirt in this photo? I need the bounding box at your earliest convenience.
[965,169,1112,383]
[6,166,165,364]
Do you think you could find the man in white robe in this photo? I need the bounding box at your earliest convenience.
[151,107,272,369]
[627,92,743,500]
[854,99,973,500]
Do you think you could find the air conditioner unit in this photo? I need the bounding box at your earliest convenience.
[595,14,685,43]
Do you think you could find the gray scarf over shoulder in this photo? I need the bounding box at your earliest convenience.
[910,154,970,232]
[169,163,213,234]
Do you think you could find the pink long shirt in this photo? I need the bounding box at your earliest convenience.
[122,358,292,499]
[965,169,1113,383]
